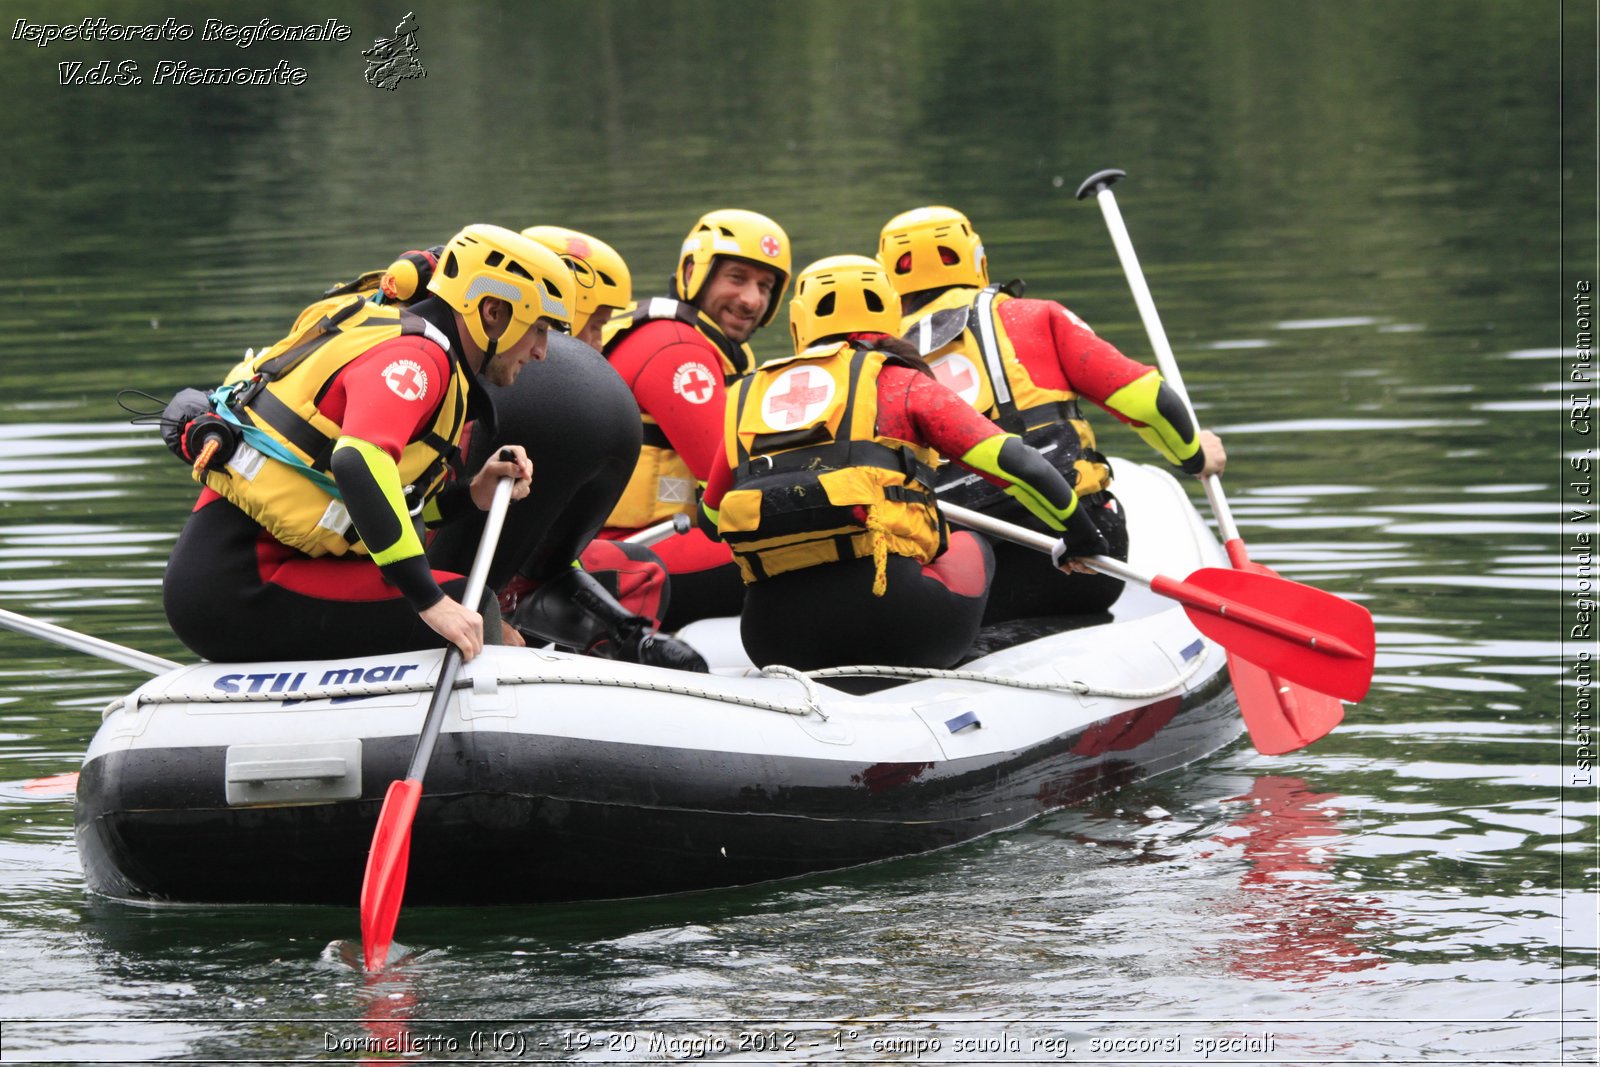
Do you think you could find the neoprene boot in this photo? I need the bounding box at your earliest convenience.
[511,568,709,673]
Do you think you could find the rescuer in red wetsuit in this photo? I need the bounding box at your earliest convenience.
[878,206,1227,622]
[162,225,570,662]
[701,255,1107,671]
[592,209,792,630]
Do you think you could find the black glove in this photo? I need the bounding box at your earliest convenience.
[1050,506,1111,570]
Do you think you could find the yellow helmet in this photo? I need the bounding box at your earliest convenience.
[877,206,988,296]
[788,254,902,353]
[675,208,791,327]
[520,226,632,338]
[427,224,574,354]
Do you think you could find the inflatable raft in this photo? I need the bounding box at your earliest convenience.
[75,459,1241,905]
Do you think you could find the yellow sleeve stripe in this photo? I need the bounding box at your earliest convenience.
[956,433,1077,531]
[1103,370,1199,465]
[332,435,425,567]
[956,435,1008,478]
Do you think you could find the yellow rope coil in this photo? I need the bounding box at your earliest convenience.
[191,437,220,481]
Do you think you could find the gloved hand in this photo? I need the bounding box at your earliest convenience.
[1051,508,1111,572]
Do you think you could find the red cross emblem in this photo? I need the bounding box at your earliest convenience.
[382,359,429,402]
[765,367,833,427]
[760,234,782,259]
[672,362,716,405]
[931,353,981,406]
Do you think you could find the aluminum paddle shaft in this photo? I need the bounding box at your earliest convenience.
[1076,168,1236,538]
[361,457,517,971]
[1075,168,1351,752]
[0,606,180,675]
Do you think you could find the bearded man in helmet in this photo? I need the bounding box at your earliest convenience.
[877,206,1227,622]
[163,224,572,663]
[701,255,1104,671]
[593,208,792,630]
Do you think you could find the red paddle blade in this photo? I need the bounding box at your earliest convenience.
[1222,542,1349,754]
[22,771,79,797]
[360,778,421,972]
[1228,652,1347,754]
[1153,567,1375,703]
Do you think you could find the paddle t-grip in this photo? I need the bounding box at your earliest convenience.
[1075,168,1127,200]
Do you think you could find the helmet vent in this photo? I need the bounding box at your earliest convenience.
[895,253,912,273]
[506,260,533,281]
[815,292,836,316]
[441,252,460,278]
[598,271,616,286]
[864,290,884,312]
[485,251,504,268]
[938,247,960,265]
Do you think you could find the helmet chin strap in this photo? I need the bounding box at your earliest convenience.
[478,303,499,366]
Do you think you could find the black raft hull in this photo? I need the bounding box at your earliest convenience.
[77,663,1236,905]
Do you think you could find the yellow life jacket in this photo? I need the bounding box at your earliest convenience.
[600,297,756,529]
[202,296,470,557]
[219,268,406,387]
[902,283,1112,500]
[717,342,945,593]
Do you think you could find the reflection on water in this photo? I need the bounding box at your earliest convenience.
[1199,777,1389,983]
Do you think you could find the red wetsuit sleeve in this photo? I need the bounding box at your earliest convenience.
[876,365,1007,465]
[318,335,454,458]
[610,322,728,481]
[1000,298,1153,419]
[702,435,733,512]
[317,335,455,610]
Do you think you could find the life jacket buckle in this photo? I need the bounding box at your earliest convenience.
[404,483,426,517]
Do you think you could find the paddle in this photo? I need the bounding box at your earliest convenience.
[621,512,692,547]
[0,605,180,675]
[360,451,518,972]
[941,503,1374,703]
[1075,168,1350,754]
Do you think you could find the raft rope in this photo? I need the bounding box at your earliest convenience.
[104,645,1212,722]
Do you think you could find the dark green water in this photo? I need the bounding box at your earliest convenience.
[0,1,1594,1062]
